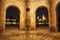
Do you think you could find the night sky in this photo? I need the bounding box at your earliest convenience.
[6,7,20,18]
[6,6,20,27]
[6,7,48,19]
[57,5,60,23]
[57,5,60,18]
[6,6,60,20]
[36,7,48,19]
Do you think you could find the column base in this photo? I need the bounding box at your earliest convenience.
[50,26,56,32]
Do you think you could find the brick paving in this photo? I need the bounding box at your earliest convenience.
[0,28,60,40]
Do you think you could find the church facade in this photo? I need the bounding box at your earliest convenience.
[0,0,60,32]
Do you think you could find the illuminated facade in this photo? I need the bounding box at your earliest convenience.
[0,0,60,32]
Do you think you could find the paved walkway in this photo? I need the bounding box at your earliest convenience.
[0,28,60,40]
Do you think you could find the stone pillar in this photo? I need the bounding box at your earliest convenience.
[28,0,50,30]
[0,0,26,31]
[0,1,4,32]
[0,0,5,31]
[51,0,60,32]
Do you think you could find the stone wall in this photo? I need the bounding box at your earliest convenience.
[28,0,50,30]
[51,0,60,32]
[0,0,26,30]
[0,0,60,32]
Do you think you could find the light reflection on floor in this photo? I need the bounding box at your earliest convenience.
[0,28,60,40]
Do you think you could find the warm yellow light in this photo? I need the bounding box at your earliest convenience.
[42,14,47,21]
[6,22,10,24]
[39,18,41,22]
[13,19,16,21]
[37,16,39,19]
[41,23,45,24]
[39,23,41,24]
[13,22,16,24]
[6,18,9,21]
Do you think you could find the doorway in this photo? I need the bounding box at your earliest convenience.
[36,7,49,29]
[5,6,20,30]
[56,4,60,31]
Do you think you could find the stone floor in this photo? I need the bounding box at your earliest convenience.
[0,27,60,40]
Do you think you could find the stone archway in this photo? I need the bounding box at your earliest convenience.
[56,2,60,31]
[36,7,49,29]
[5,6,20,30]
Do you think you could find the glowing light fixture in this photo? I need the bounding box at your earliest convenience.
[6,18,9,21]
[13,19,16,21]
[42,14,47,21]
[13,22,16,24]
[37,16,39,19]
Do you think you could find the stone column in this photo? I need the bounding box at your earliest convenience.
[0,0,5,31]
[0,0,26,31]
[0,0,4,32]
[51,0,60,32]
[28,0,50,30]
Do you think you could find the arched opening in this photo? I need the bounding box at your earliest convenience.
[36,7,49,29]
[56,3,60,31]
[5,6,20,30]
